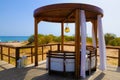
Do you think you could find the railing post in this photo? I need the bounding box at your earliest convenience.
[31,48,33,63]
[48,51,51,75]
[8,47,10,63]
[15,47,20,68]
[0,46,3,60]
[57,44,60,51]
[42,46,44,60]
[63,52,66,76]
[50,45,52,51]
[118,48,120,67]
[95,48,97,70]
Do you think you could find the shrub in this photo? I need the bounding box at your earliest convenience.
[53,36,61,42]
[28,35,34,44]
[104,33,116,45]
[64,35,75,42]
[28,34,62,44]
[109,38,120,46]
[86,37,92,44]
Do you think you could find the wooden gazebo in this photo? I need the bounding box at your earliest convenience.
[33,3,106,79]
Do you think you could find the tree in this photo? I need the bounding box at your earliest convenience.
[104,33,116,45]
[28,35,34,44]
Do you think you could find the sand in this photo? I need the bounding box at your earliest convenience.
[0,41,28,47]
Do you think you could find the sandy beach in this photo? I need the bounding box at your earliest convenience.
[0,41,28,47]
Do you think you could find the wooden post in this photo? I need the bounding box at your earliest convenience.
[75,9,80,79]
[89,51,92,75]
[92,20,98,69]
[15,47,20,67]
[61,22,64,51]
[95,48,97,70]
[0,46,3,60]
[31,48,33,63]
[42,46,44,60]
[63,52,66,76]
[57,44,60,51]
[8,47,10,63]
[34,18,38,66]
[50,45,52,51]
[118,49,120,67]
[48,51,51,75]
[92,20,98,47]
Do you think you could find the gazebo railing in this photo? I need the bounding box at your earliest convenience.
[47,47,97,76]
[0,43,120,67]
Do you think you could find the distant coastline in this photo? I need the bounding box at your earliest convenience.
[0,36,29,42]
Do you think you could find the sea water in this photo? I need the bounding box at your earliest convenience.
[0,36,29,42]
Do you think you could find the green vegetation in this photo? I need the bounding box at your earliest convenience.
[86,37,92,44]
[104,33,116,45]
[28,34,75,45]
[109,38,120,46]
[28,34,61,45]
[104,33,120,46]
[28,33,120,46]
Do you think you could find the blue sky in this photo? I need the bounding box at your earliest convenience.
[0,0,120,37]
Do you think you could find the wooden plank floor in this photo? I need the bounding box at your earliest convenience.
[0,60,120,80]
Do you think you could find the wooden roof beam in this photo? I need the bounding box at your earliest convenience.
[62,9,75,22]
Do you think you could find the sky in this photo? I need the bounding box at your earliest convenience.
[0,0,120,37]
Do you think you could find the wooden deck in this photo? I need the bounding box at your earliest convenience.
[0,60,120,80]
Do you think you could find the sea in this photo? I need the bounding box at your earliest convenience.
[0,36,30,42]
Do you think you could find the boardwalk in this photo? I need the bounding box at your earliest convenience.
[0,61,120,80]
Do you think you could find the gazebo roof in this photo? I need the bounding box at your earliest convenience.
[34,3,103,23]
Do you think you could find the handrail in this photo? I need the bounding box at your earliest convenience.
[0,43,120,67]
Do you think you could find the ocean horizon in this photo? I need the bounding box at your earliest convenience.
[0,36,30,42]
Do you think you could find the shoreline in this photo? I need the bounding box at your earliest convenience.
[0,36,29,43]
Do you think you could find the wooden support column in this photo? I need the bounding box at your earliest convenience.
[92,20,98,47]
[61,22,64,51]
[75,9,80,79]
[34,18,39,66]
[92,20,98,69]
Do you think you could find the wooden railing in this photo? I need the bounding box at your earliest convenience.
[0,45,16,65]
[0,43,120,67]
[105,46,120,66]
[0,44,59,67]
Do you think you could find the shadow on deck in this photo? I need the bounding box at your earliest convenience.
[0,61,120,80]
